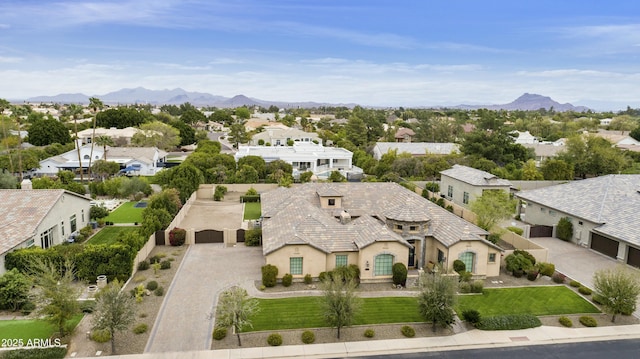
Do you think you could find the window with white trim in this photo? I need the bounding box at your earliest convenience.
[447,185,453,198]
[463,192,469,204]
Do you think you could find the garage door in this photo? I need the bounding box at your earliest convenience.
[590,232,619,258]
[627,246,640,268]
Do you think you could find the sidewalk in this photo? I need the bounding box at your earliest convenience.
[106,323,640,359]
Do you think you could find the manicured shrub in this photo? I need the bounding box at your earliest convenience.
[470,280,484,293]
[401,325,415,338]
[91,329,111,343]
[318,272,328,282]
[552,272,566,284]
[458,282,471,293]
[160,260,171,270]
[453,259,466,273]
[212,327,227,340]
[506,226,524,236]
[458,270,472,283]
[169,228,186,246]
[262,264,278,287]
[505,253,533,275]
[137,260,150,271]
[154,286,165,296]
[3,348,68,359]
[477,314,542,330]
[592,294,606,305]
[578,286,592,295]
[527,271,539,281]
[392,262,408,286]
[579,316,598,327]
[146,281,158,291]
[462,309,481,325]
[282,273,293,287]
[513,269,524,278]
[301,330,315,344]
[20,301,36,315]
[557,217,573,242]
[214,185,228,201]
[244,228,261,246]
[267,333,283,346]
[569,280,581,287]
[514,249,536,265]
[304,274,312,284]
[80,300,96,313]
[364,329,375,338]
[133,323,148,334]
[558,316,573,327]
[537,262,555,277]
[487,233,501,244]
[149,255,162,264]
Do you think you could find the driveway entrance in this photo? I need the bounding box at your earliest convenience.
[145,244,264,353]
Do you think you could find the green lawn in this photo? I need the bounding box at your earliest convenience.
[0,314,83,341]
[104,201,144,223]
[243,202,262,220]
[249,297,422,331]
[456,286,600,317]
[87,226,140,246]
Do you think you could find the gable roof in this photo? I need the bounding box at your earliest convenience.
[440,165,512,187]
[516,175,640,245]
[0,189,90,255]
[261,182,492,255]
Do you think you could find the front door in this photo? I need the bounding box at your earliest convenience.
[408,240,415,267]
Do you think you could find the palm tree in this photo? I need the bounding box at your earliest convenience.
[94,135,114,161]
[67,104,84,181]
[87,97,104,180]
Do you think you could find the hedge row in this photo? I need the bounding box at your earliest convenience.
[477,314,542,330]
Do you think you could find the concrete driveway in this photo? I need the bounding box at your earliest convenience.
[145,244,264,353]
[177,194,244,230]
[529,237,640,318]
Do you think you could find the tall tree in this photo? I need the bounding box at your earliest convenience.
[29,259,80,337]
[131,121,181,151]
[215,286,259,346]
[228,121,250,148]
[94,135,114,160]
[557,135,629,178]
[593,267,640,323]
[541,158,574,180]
[67,104,85,181]
[319,273,361,339]
[470,190,516,231]
[166,164,204,203]
[28,118,72,146]
[92,280,136,354]
[521,159,543,180]
[417,270,458,332]
[345,115,368,147]
[88,97,104,180]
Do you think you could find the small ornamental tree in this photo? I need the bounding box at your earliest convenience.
[169,228,186,246]
[557,217,573,242]
[593,267,640,322]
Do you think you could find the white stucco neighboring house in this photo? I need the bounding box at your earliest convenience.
[439,165,512,209]
[515,175,640,268]
[235,142,361,180]
[0,187,91,274]
[249,126,321,146]
[37,144,167,176]
[76,127,144,146]
[511,130,538,144]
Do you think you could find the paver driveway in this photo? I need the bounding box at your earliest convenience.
[145,244,264,353]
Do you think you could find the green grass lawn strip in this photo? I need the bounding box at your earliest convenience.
[104,201,144,223]
[248,297,421,332]
[456,286,600,317]
[0,314,83,341]
[87,226,140,246]
[243,202,261,220]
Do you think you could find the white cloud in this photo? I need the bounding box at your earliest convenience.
[0,56,22,63]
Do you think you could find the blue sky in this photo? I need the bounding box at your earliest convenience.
[1,0,639,110]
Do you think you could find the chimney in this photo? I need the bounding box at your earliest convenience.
[21,179,32,190]
[340,210,351,224]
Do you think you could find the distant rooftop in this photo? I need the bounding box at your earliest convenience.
[440,164,512,187]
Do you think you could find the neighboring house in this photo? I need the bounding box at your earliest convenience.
[515,175,640,267]
[594,130,640,147]
[394,128,416,143]
[440,165,512,209]
[511,131,538,144]
[521,143,565,166]
[261,182,501,282]
[76,127,142,146]
[235,142,362,180]
[0,186,91,273]
[249,126,321,146]
[37,144,167,176]
[372,142,460,160]
[599,118,613,126]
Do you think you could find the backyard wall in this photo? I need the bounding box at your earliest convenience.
[500,231,548,264]
[132,233,156,274]
[162,191,198,245]
[197,184,279,199]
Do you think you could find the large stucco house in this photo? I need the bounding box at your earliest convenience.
[235,142,362,180]
[248,126,321,146]
[516,175,640,267]
[37,144,167,177]
[261,182,501,282]
[0,187,91,273]
[440,165,512,209]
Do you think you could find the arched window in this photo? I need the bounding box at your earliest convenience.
[374,254,394,276]
[459,252,475,273]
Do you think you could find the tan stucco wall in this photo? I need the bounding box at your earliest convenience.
[319,196,342,209]
[325,252,359,271]
[265,245,327,278]
[448,241,500,277]
[359,242,409,282]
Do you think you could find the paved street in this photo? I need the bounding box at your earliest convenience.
[145,244,264,353]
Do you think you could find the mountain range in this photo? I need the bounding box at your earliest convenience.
[25,88,588,111]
